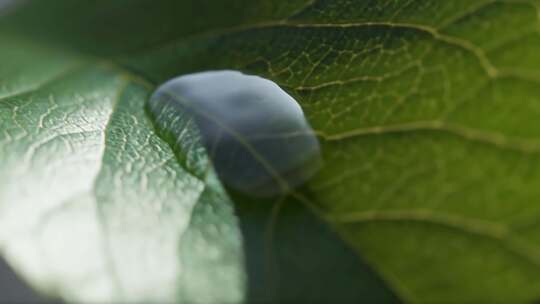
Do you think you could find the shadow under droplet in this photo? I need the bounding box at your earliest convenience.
[232,192,401,303]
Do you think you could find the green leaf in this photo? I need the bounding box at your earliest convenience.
[0,34,245,302]
[4,0,540,302]
[0,2,396,302]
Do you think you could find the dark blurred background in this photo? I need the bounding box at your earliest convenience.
[0,257,50,303]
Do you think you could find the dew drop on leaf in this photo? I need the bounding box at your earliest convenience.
[148,70,321,197]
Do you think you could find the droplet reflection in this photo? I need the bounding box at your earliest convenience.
[149,70,321,197]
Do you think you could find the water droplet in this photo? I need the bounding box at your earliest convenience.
[0,0,24,16]
[149,70,321,197]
